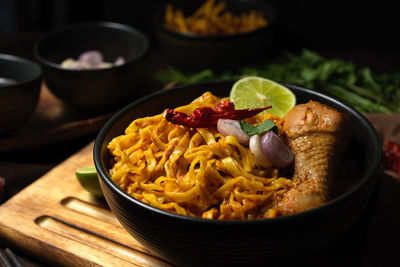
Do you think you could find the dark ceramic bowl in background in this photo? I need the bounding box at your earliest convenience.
[94,80,381,266]
[34,22,150,111]
[153,0,277,72]
[0,54,42,134]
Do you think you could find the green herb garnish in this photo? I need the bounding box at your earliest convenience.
[239,119,278,135]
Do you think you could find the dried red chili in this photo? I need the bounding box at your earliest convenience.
[383,140,400,177]
[164,100,271,128]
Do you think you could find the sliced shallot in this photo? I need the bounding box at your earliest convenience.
[260,131,294,169]
[78,50,103,67]
[217,119,250,144]
[249,134,273,168]
[114,56,126,66]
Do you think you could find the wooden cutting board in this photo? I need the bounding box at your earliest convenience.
[0,142,172,267]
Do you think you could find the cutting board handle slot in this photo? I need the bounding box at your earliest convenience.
[61,197,118,224]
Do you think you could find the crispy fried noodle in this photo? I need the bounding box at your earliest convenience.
[107,92,292,220]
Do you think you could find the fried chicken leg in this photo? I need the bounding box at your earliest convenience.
[273,100,348,216]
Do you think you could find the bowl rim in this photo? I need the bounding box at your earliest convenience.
[33,21,150,72]
[0,53,42,88]
[153,0,277,41]
[94,79,382,225]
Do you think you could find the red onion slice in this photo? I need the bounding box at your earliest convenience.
[114,56,125,66]
[78,50,103,67]
[249,134,273,168]
[260,131,294,169]
[217,119,250,144]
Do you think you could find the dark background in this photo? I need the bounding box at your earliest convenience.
[2,0,399,48]
[1,0,400,72]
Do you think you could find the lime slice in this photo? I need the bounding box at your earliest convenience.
[230,76,296,117]
[75,165,103,197]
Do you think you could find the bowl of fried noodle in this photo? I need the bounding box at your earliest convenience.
[153,0,277,71]
[94,80,381,266]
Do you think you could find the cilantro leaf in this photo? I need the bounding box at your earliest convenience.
[239,119,278,135]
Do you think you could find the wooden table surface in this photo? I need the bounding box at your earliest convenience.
[0,142,172,267]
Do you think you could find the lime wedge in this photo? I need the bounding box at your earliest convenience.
[75,165,103,197]
[230,76,296,117]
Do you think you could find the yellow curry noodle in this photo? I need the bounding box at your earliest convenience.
[107,92,292,220]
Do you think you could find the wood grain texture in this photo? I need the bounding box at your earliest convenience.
[0,142,172,267]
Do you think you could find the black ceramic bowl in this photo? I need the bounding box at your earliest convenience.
[154,0,277,71]
[94,80,381,266]
[0,54,42,134]
[34,22,150,111]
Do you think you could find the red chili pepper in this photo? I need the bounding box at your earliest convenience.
[164,100,271,128]
[383,140,400,177]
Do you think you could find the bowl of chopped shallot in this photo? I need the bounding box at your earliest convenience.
[34,21,150,111]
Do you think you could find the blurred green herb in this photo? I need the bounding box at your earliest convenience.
[155,49,400,114]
